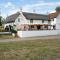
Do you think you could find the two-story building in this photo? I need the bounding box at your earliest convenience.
[5,11,54,31]
[48,11,60,30]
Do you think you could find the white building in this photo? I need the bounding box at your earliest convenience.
[5,11,54,31]
[4,11,60,37]
[56,14,60,29]
[48,12,60,30]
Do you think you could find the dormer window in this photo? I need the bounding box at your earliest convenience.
[18,18,20,22]
[30,19,33,23]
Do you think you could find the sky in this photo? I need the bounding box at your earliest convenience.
[0,0,60,18]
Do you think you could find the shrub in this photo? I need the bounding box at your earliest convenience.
[0,26,5,32]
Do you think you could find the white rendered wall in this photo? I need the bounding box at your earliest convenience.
[15,12,50,25]
[27,20,48,24]
[33,20,42,24]
[15,14,28,25]
[51,18,56,25]
[17,30,60,38]
[56,14,60,29]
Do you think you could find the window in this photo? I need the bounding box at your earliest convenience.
[53,19,54,21]
[30,19,33,23]
[44,26,47,28]
[18,18,20,22]
[42,20,44,23]
[51,19,54,21]
[48,20,51,24]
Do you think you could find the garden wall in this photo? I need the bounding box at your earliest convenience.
[17,30,60,38]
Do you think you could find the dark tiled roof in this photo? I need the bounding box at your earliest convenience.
[23,12,49,20]
[48,12,58,19]
[6,12,20,23]
[6,12,49,23]
[48,12,60,19]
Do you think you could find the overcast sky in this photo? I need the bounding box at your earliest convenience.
[0,0,60,18]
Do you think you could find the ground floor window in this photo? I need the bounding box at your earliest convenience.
[53,25,56,30]
[17,24,55,31]
[44,26,48,30]
[37,26,41,30]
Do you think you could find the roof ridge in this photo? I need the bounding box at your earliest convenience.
[7,12,20,17]
[22,12,48,16]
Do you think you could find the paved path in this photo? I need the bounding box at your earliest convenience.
[0,32,11,34]
[0,35,60,42]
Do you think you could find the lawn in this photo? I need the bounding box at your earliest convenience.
[0,39,60,60]
[0,34,17,39]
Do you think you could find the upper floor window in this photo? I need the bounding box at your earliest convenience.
[18,18,20,22]
[30,19,33,23]
[42,20,44,23]
[48,20,51,24]
[53,19,54,21]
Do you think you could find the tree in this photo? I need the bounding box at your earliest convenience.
[0,16,5,26]
[55,6,60,12]
[1,18,5,24]
[0,16,2,26]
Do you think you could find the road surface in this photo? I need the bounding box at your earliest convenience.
[0,35,60,42]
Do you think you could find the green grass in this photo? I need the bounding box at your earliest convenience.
[0,39,60,60]
[0,34,17,39]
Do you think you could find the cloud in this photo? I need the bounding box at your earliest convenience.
[4,2,18,10]
[22,1,60,14]
[0,2,19,17]
[1,1,60,18]
[5,2,13,8]
[22,2,60,8]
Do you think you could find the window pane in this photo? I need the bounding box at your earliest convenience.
[30,19,33,23]
[18,18,20,22]
[42,20,44,23]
